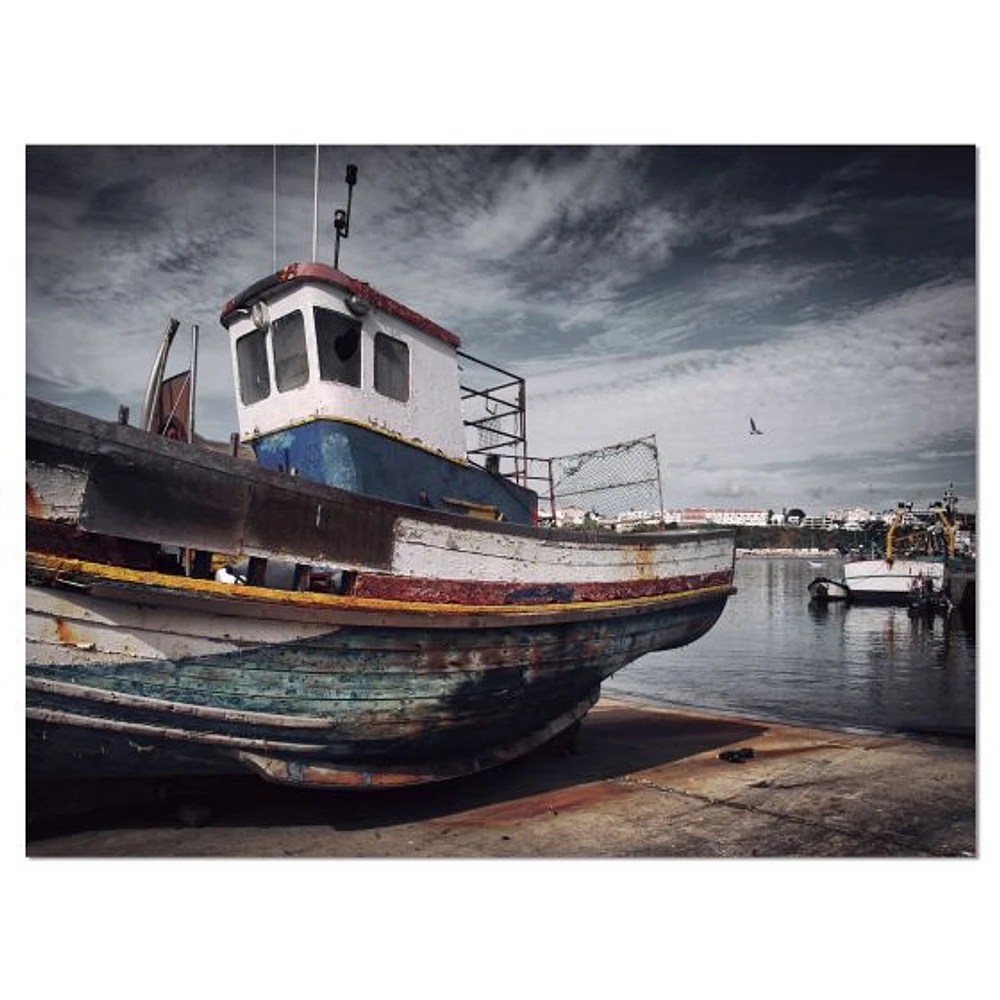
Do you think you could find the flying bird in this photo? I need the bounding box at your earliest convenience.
[749,417,764,436]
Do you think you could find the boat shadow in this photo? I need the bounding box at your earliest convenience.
[26,704,765,842]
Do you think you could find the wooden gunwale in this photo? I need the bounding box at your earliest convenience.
[27,550,736,629]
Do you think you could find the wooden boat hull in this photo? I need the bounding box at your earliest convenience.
[25,397,736,787]
[26,557,731,787]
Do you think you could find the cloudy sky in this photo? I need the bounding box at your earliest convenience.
[25,144,976,515]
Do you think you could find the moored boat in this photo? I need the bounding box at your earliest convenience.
[26,164,737,788]
[842,492,960,605]
[807,576,850,602]
[844,558,946,605]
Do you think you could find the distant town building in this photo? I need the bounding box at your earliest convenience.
[826,507,874,530]
[570,502,951,532]
[657,507,770,527]
[703,508,770,527]
[801,515,831,529]
[554,505,588,527]
[616,509,659,525]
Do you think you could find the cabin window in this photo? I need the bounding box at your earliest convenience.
[374,332,409,402]
[315,307,361,387]
[236,328,270,404]
[272,310,309,391]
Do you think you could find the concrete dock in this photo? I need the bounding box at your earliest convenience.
[25,696,976,857]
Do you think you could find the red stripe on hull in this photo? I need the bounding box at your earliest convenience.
[351,571,733,605]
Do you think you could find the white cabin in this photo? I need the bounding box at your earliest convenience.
[221,262,467,460]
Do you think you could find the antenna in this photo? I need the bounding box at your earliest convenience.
[272,146,277,271]
[312,145,320,262]
[333,163,358,270]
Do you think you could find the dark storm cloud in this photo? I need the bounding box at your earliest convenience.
[80,176,166,231]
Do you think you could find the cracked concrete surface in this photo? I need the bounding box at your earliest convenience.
[26,697,976,858]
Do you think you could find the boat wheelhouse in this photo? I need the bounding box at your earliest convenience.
[220,262,537,525]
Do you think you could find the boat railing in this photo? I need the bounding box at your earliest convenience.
[458,350,530,483]
[458,353,665,526]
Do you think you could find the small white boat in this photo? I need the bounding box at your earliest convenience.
[843,558,945,604]
[807,576,850,602]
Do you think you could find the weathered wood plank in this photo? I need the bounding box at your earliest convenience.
[27,398,735,576]
[27,398,398,570]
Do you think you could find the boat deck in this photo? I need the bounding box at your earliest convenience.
[26,696,975,857]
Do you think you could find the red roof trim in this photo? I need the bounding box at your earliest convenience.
[220,262,461,348]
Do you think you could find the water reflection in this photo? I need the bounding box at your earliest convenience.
[605,557,976,739]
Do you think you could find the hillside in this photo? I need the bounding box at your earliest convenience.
[732,524,878,552]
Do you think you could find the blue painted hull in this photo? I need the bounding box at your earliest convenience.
[252,419,537,525]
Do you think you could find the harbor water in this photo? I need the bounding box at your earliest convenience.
[605,556,976,741]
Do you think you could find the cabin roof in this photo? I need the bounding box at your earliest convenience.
[219,262,461,348]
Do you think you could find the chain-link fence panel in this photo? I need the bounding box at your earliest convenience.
[548,435,664,524]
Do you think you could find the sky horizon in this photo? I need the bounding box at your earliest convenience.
[25,145,977,515]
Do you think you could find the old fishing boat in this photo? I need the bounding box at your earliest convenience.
[26,166,736,788]
[842,491,960,605]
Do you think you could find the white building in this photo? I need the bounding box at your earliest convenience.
[706,508,770,527]
[826,507,874,530]
[636,507,769,527]
[554,505,588,527]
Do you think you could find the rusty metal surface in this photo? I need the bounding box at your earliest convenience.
[27,519,161,569]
